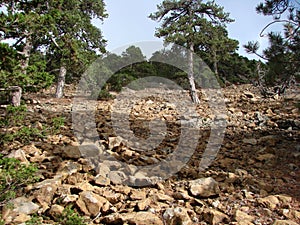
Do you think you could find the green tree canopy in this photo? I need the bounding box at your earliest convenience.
[150,0,234,103]
[244,0,299,90]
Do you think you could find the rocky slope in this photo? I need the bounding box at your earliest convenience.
[1,84,299,225]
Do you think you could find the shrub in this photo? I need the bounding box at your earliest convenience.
[0,155,39,206]
[57,206,87,225]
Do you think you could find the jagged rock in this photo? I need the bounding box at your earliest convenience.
[33,184,57,211]
[243,91,255,98]
[154,193,174,202]
[257,195,280,210]
[256,153,276,162]
[272,220,299,225]
[12,213,31,224]
[137,198,152,211]
[163,207,193,225]
[242,138,257,145]
[62,194,79,203]
[7,149,28,165]
[76,191,110,216]
[2,197,40,223]
[203,209,229,225]
[104,211,164,225]
[62,145,81,159]
[130,189,147,200]
[234,210,255,223]
[108,136,123,150]
[189,177,220,198]
[97,163,111,177]
[33,175,62,189]
[109,171,127,185]
[48,204,64,218]
[94,174,110,186]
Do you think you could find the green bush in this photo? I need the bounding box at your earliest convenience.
[57,206,87,225]
[0,105,27,127]
[0,155,39,206]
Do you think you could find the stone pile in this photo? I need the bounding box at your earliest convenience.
[0,84,299,224]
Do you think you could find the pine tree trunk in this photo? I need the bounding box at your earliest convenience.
[55,65,67,98]
[20,34,32,74]
[188,42,200,104]
[212,49,220,81]
[11,86,22,106]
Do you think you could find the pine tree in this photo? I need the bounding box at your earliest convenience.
[150,0,234,103]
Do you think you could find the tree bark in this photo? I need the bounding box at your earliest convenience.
[20,34,32,75]
[212,48,219,81]
[11,86,22,106]
[55,65,67,98]
[188,42,200,104]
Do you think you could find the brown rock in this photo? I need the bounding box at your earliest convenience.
[76,191,110,216]
[235,210,255,223]
[104,212,163,225]
[130,189,147,200]
[62,145,81,159]
[2,197,40,223]
[272,220,299,225]
[13,213,31,224]
[137,198,152,211]
[189,177,220,198]
[163,207,193,225]
[203,209,229,225]
[257,195,280,210]
[33,184,57,211]
[94,175,110,186]
[49,204,64,218]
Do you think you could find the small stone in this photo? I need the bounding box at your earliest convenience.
[189,177,220,198]
[163,207,193,225]
[256,153,275,162]
[62,145,81,159]
[49,204,64,218]
[7,149,29,165]
[235,210,255,223]
[94,175,110,186]
[108,136,123,150]
[137,198,152,211]
[203,209,229,225]
[76,191,110,216]
[272,220,299,225]
[104,212,163,225]
[109,171,126,185]
[257,195,280,210]
[13,213,31,224]
[242,138,257,145]
[2,197,40,222]
[243,91,255,98]
[130,189,147,200]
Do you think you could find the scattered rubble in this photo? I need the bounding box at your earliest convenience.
[0,84,299,224]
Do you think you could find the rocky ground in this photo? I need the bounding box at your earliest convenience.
[0,84,299,225]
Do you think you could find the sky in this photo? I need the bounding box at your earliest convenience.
[98,0,285,60]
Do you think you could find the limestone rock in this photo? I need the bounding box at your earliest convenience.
[104,211,164,225]
[49,204,64,218]
[163,207,193,225]
[76,191,110,216]
[62,145,81,159]
[242,138,257,145]
[234,210,255,223]
[272,220,299,225]
[257,195,280,210]
[203,209,229,225]
[189,177,220,198]
[2,197,40,223]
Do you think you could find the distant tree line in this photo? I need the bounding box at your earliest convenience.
[0,0,298,101]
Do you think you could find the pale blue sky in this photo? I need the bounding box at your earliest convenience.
[99,0,285,60]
